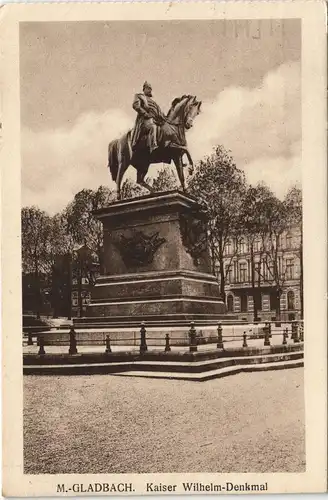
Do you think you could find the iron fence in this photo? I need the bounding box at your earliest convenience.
[23,320,304,356]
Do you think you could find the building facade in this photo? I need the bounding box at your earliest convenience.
[221,225,302,322]
[71,277,92,317]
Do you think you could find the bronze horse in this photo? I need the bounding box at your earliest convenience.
[107,95,201,198]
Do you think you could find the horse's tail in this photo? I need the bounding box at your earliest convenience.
[107,131,133,189]
[108,139,119,182]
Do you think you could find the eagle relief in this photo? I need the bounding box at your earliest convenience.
[113,231,166,267]
[179,210,208,266]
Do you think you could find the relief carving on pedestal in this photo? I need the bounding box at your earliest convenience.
[113,231,166,267]
[179,212,208,266]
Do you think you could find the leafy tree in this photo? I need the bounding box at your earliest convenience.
[120,179,145,199]
[63,186,114,274]
[188,145,247,299]
[150,166,178,192]
[21,207,54,318]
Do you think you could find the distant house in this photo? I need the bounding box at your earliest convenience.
[22,272,52,316]
[22,246,101,319]
[219,225,302,322]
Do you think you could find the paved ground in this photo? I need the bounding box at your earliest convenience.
[24,368,305,474]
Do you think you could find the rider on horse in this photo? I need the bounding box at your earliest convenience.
[131,81,166,154]
[108,86,201,198]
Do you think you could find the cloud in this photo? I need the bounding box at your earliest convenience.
[22,109,134,214]
[188,61,301,196]
[22,61,301,213]
[245,144,302,199]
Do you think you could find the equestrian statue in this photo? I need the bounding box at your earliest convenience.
[108,81,202,199]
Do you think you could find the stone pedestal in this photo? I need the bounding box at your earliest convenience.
[79,190,227,327]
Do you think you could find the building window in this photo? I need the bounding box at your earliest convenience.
[287,290,295,310]
[225,264,233,283]
[227,295,234,312]
[254,239,261,252]
[286,258,294,279]
[238,238,247,254]
[254,261,261,283]
[226,239,233,255]
[240,294,248,312]
[286,233,293,249]
[239,262,248,282]
[263,261,274,280]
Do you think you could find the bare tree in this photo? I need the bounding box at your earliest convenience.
[241,183,278,321]
[257,194,291,321]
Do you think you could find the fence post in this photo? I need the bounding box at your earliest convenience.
[27,331,33,346]
[242,331,248,348]
[264,322,271,346]
[291,322,296,340]
[217,323,224,349]
[68,326,78,355]
[140,322,148,354]
[38,335,45,356]
[299,323,304,342]
[282,328,288,345]
[268,322,272,337]
[293,323,300,343]
[105,335,112,354]
[189,322,197,352]
[164,333,171,352]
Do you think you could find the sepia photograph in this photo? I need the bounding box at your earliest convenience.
[1,1,327,496]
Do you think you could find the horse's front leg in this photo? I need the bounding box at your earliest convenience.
[184,150,194,175]
[136,168,154,193]
[173,155,186,192]
[138,180,155,193]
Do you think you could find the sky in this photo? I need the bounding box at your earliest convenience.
[20,19,301,214]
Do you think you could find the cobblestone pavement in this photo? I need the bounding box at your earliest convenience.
[24,368,305,474]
